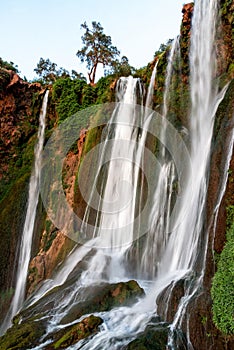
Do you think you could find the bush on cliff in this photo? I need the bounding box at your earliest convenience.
[211,205,234,335]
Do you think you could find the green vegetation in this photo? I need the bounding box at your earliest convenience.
[34,57,86,84]
[0,57,19,72]
[51,315,103,349]
[52,77,86,122]
[77,21,120,84]
[0,319,45,350]
[51,74,116,123]
[211,205,234,335]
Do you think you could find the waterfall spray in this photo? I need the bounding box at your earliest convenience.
[1,2,231,349]
[0,91,49,335]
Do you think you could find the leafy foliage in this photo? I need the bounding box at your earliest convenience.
[34,58,86,84]
[77,21,120,84]
[154,39,174,58]
[107,56,135,77]
[211,205,234,335]
[0,57,19,73]
[52,74,116,123]
[96,75,116,103]
[52,77,87,122]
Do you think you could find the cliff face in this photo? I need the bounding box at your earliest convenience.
[26,128,88,295]
[0,1,233,348]
[188,81,234,350]
[217,0,234,77]
[180,3,194,80]
[0,71,42,180]
[158,2,234,348]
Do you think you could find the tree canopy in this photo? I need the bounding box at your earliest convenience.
[34,58,85,84]
[77,21,120,85]
[0,57,19,73]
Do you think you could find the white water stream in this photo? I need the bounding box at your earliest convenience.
[0,91,49,335]
[2,1,231,348]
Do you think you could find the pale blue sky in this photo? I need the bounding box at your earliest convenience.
[0,0,185,81]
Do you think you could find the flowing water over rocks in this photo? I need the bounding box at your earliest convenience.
[0,1,232,349]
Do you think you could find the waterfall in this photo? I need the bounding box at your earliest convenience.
[162,36,180,118]
[139,37,180,279]
[0,91,49,334]
[145,61,158,109]
[159,0,220,276]
[78,77,146,283]
[2,1,231,348]
[161,0,227,345]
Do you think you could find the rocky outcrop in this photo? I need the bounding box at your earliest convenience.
[153,79,234,350]
[0,70,43,179]
[60,280,145,324]
[26,127,88,295]
[0,70,46,321]
[0,318,46,350]
[27,231,75,295]
[46,315,103,349]
[0,314,103,350]
[216,0,234,77]
[0,280,144,348]
[180,3,194,81]
[123,322,187,350]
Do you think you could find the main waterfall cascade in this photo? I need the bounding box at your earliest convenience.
[0,91,49,335]
[1,0,232,348]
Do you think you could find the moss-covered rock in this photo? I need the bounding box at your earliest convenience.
[0,319,46,350]
[123,323,186,350]
[47,315,103,349]
[61,280,145,324]
[0,173,30,320]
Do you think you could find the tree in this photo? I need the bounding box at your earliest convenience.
[154,39,174,58]
[34,58,86,84]
[34,58,70,84]
[34,57,70,83]
[0,57,19,73]
[110,56,135,77]
[77,21,120,85]
[71,69,86,81]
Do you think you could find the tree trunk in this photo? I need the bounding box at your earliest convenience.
[88,63,97,85]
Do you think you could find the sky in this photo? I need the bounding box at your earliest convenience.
[0,0,185,81]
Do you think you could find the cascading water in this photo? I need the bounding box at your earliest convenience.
[159,0,223,289]
[1,1,231,349]
[162,36,180,119]
[145,61,158,109]
[159,0,229,345]
[139,37,180,279]
[0,91,49,335]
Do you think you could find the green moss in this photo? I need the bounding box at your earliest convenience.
[96,75,116,103]
[226,205,234,231]
[211,205,234,335]
[52,315,103,349]
[44,230,57,251]
[0,320,45,350]
[0,172,30,307]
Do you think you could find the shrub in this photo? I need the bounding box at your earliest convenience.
[211,205,234,335]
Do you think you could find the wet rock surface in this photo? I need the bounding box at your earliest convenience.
[45,314,103,349]
[0,280,145,348]
[60,279,145,324]
[123,322,187,350]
